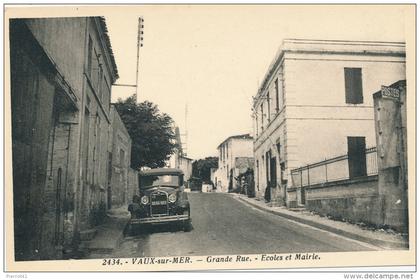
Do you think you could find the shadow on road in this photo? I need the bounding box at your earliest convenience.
[124,222,193,237]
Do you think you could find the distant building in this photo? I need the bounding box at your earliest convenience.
[10,17,119,260]
[168,126,193,183]
[252,39,406,206]
[210,167,217,186]
[178,155,193,182]
[215,134,253,192]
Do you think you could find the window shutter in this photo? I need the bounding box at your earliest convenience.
[344,68,363,104]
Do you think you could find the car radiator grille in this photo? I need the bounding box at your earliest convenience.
[150,192,168,216]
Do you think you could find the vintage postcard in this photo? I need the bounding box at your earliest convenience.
[3,4,416,272]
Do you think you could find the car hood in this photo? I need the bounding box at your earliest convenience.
[141,186,178,195]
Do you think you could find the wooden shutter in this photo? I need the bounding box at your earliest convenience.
[347,136,367,178]
[344,68,363,104]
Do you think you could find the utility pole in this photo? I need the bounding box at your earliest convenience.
[135,17,144,103]
[113,17,144,103]
[180,103,188,156]
[184,103,188,156]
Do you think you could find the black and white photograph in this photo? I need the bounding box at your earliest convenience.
[3,4,416,273]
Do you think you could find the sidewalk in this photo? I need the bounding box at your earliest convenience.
[232,193,408,249]
[81,205,130,256]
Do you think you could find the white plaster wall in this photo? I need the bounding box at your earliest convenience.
[283,54,406,107]
[252,45,406,201]
[216,137,253,192]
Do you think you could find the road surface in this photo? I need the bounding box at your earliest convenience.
[90,192,378,258]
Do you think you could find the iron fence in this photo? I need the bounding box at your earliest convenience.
[291,147,378,188]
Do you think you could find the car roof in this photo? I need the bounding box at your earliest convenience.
[139,168,184,176]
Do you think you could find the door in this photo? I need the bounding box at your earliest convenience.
[107,152,112,209]
[270,156,277,188]
[347,137,367,179]
[301,186,306,205]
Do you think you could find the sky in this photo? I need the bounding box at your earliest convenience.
[105,5,408,160]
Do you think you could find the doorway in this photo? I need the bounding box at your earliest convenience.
[347,136,367,179]
[270,156,277,188]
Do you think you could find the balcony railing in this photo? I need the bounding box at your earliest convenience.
[290,147,378,188]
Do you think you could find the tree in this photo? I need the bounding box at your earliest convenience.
[114,95,177,169]
[192,157,218,183]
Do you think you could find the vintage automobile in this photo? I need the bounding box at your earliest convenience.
[127,168,192,233]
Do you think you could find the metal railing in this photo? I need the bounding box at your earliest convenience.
[291,147,378,188]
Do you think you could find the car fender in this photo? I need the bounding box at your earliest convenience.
[128,203,141,213]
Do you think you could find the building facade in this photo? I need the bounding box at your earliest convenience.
[168,126,193,183]
[107,105,138,209]
[252,39,406,206]
[178,156,193,182]
[215,134,253,192]
[10,17,119,260]
[168,150,193,183]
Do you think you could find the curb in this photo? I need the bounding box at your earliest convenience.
[235,195,408,250]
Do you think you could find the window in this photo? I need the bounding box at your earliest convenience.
[102,76,111,110]
[280,162,286,183]
[275,78,280,112]
[120,149,125,167]
[255,115,259,136]
[97,66,103,101]
[94,113,99,137]
[344,68,363,104]
[265,151,271,185]
[87,36,93,78]
[267,92,271,122]
[269,154,277,188]
[140,175,180,188]
[222,145,225,161]
[103,76,110,110]
[82,108,90,182]
[226,143,229,160]
[347,136,367,178]
[107,152,113,181]
[260,103,264,129]
[256,160,259,190]
[92,49,99,88]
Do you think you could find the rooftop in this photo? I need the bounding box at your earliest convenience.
[97,17,119,82]
[217,133,253,149]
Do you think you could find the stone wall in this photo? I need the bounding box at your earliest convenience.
[107,105,133,208]
[10,19,81,260]
[373,81,408,232]
[305,176,382,226]
[10,18,119,260]
[128,168,139,200]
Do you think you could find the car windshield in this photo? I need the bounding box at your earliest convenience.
[140,175,180,188]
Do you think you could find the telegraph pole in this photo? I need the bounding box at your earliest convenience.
[113,16,144,103]
[135,17,144,102]
[180,103,188,156]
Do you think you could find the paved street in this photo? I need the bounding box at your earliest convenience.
[88,192,379,259]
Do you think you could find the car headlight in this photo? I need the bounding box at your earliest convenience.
[140,196,149,205]
[168,193,177,203]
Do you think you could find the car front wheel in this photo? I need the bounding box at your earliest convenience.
[183,220,193,232]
